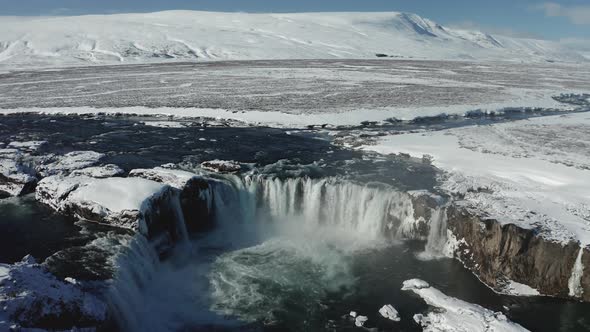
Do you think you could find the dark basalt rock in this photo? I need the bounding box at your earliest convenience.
[446,205,588,301]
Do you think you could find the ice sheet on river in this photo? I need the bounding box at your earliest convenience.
[402,279,529,332]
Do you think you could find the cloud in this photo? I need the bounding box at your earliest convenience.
[447,21,540,39]
[534,2,590,24]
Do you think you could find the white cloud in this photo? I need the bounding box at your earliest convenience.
[535,2,590,24]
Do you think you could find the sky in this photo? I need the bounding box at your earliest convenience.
[0,0,588,40]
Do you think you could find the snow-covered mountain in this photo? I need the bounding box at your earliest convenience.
[0,11,586,69]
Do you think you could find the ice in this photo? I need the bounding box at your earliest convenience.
[355,315,368,327]
[378,304,401,322]
[568,248,585,298]
[401,278,430,290]
[502,280,541,297]
[402,278,529,332]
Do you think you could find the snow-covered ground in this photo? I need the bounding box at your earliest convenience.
[0,11,586,70]
[0,255,107,330]
[402,279,529,331]
[0,60,589,128]
[363,111,590,246]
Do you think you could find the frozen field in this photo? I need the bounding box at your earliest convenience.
[1,59,589,127]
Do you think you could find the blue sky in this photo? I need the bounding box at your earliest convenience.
[1,0,588,39]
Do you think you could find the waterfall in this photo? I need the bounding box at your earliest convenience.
[107,234,160,332]
[105,173,432,331]
[209,175,421,242]
[170,192,190,246]
[568,247,585,298]
[419,207,449,259]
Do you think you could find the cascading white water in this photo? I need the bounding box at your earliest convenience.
[107,173,431,331]
[206,175,420,242]
[169,192,190,246]
[206,175,430,325]
[418,206,450,260]
[107,234,160,332]
[568,247,585,298]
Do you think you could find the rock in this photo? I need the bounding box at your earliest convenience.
[130,167,215,232]
[129,167,199,189]
[200,159,241,173]
[379,304,400,322]
[0,255,107,331]
[0,150,37,197]
[71,164,124,178]
[445,205,588,301]
[37,151,105,177]
[36,174,170,232]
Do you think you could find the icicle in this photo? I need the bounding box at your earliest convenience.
[568,247,585,298]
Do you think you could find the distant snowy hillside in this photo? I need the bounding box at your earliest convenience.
[0,11,586,69]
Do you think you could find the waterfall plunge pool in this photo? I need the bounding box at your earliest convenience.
[106,175,590,332]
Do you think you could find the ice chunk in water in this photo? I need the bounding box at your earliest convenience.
[379,304,400,321]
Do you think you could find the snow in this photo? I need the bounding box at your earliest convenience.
[402,278,529,332]
[7,140,47,152]
[37,150,105,177]
[200,160,242,173]
[363,111,590,246]
[67,177,167,213]
[0,255,107,330]
[349,311,357,318]
[0,11,585,70]
[142,120,187,128]
[378,304,401,322]
[70,164,125,178]
[129,167,201,189]
[502,280,540,297]
[0,97,572,129]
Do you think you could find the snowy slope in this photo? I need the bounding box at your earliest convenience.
[363,111,590,247]
[0,11,586,69]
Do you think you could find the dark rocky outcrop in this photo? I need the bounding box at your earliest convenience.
[446,205,589,301]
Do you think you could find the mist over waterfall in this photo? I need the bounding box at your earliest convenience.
[204,175,420,243]
[107,173,434,331]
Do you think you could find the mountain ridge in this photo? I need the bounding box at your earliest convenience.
[0,10,586,69]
